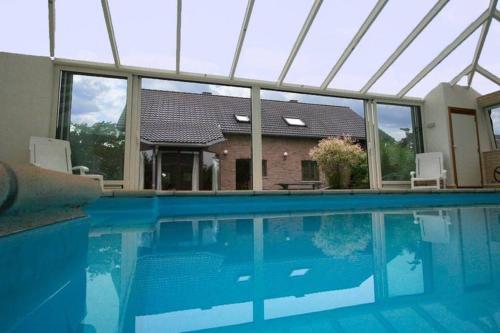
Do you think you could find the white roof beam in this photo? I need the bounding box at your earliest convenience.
[467,0,498,87]
[495,9,500,20]
[101,0,120,67]
[230,0,255,79]
[476,65,500,85]
[320,0,388,90]
[450,64,473,86]
[176,0,182,73]
[397,9,489,97]
[48,0,55,59]
[360,0,449,94]
[277,0,323,86]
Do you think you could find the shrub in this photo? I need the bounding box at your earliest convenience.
[310,136,365,189]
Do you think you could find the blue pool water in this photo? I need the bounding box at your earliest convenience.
[1,193,500,332]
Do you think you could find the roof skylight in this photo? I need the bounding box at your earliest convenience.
[235,115,251,123]
[284,117,306,127]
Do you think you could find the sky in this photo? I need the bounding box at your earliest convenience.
[1,0,498,98]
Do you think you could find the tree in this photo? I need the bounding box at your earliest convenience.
[69,121,126,180]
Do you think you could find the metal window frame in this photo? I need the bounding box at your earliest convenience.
[52,65,135,189]
[41,0,498,100]
[467,0,498,87]
[320,0,388,90]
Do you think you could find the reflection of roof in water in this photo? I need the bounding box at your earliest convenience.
[127,251,374,316]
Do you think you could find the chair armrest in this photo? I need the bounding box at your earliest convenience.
[441,170,447,178]
[72,166,89,175]
[410,171,416,178]
[30,162,41,168]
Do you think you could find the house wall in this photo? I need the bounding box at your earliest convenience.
[422,83,493,187]
[0,52,55,164]
[211,134,326,190]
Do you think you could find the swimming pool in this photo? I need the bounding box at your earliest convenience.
[1,193,500,332]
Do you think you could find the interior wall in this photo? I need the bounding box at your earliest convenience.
[0,52,55,164]
[423,83,492,187]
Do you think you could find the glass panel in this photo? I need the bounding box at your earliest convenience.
[407,30,480,98]
[330,0,436,91]
[140,78,251,190]
[371,0,489,95]
[0,1,48,56]
[260,90,369,190]
[56,0,113,63]
[479,20,500,77]
[181,0,247,75]
[471,72,500,95]
[456,75,468,86]
[284,0,376,87]
[377,103,422,181]
[57,72,128,180]
[236,0,314,81]
[108,0,177,69]
[488,107,500,148]
[385,214,426,298]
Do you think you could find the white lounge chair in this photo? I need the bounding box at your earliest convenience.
[410,152,447,190]
[29,136,104,190]
[413,210,451,244]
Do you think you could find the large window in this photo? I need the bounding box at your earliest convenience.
[56,72,128,181]
[140,78,251,191]
[488,106,500,148]
[260,90,369,190]
[377,103,423,181]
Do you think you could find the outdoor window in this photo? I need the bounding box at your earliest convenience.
[140,78,251,191]
[235,115,250,123]
[377,103,423,181]
[488,106,500,148]
[56,72,128,181]
[284,117,306,127]
[301,161,319,181]
[262,160,268,177]
[260,90,369,190]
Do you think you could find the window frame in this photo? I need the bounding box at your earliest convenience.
[486,104,500,150]
[374,102,424,184]
[301,160,319,181]
[52,66,135,189]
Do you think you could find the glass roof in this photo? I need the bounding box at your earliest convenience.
[235,0,314,81]
[472,72,499,95]
[1,0,498,99]
[108,0,177,69]
[407,30,480,98]
[0,1,48,57]
[284,0,376,87]
[370,0,490,96]
[330,0,436,91]
[479,20,500,76]
[181,0,247,75]
[56,0,113,63]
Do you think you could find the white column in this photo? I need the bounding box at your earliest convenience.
[251,86,263,191]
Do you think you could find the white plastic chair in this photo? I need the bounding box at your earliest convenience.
[410,152,447,190]
[29,136,104,190]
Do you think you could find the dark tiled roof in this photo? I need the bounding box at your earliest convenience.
[141,89,366,146]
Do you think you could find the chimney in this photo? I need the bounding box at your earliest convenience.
[289,99,298,103]
[202,92,212,95]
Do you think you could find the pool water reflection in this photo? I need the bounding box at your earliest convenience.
[2,205,500,332]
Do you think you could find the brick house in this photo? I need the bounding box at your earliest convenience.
[140,89,366,191]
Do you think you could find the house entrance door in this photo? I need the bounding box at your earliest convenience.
[160,152,195,190]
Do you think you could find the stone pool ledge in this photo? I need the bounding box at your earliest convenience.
[0,162,101,236]
[101,188,500,197]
